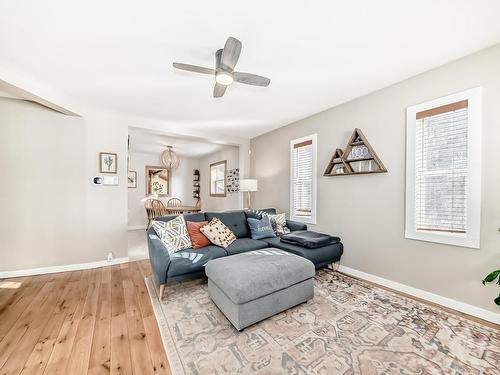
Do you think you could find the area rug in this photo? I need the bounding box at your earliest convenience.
[145,270,500,374]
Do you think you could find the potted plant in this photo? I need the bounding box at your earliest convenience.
[482,270,500,306]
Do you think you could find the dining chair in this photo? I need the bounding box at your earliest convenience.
[144,198,168,231]
[167,198,183,214]
[167,198,182,207]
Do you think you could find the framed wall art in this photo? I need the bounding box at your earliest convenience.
[100,152,118,174]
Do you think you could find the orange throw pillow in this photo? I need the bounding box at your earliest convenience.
[186,221,210,249]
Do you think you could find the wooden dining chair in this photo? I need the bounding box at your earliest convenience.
[167,198,182,214]
[144,198,167,231]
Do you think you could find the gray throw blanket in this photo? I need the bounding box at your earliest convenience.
[280,230,340,249]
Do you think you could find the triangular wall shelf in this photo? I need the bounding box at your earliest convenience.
[323,128,387,176]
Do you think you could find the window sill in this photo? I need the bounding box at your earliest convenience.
[291,216,316,225]
[405,230,479,249]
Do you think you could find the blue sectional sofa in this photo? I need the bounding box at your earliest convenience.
[147,208,343,298]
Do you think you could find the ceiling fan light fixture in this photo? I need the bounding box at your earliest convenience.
[215,71,233,85]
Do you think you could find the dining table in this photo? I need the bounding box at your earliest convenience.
[163,206,202,214]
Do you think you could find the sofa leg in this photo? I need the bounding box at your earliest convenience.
[328,262,340,272]
[159,284,165,300]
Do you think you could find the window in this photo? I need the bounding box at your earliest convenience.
[290,134,317,224]
[210,160,226,197]
[405,88,481,248]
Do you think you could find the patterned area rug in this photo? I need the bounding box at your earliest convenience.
[145,270,500,374]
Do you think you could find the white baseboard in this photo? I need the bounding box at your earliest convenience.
[338,265,500,325]
[0,257,130,278]
[128,225,146,231]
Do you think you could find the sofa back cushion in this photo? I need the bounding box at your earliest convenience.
[205,211,250,238]
[155,212,206,223]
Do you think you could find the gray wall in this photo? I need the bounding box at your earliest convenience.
[250,43,500,313]
[0,98,128,271]
[199,146,241,212]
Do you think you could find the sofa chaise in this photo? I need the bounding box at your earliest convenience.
[147,208,343,299]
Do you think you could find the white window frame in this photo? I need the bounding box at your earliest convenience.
[290,134,317,224]
[405,87,482,248]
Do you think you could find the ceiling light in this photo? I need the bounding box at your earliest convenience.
[215,71,233,85]
[161,145,180,170]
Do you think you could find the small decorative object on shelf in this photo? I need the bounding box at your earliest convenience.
[193,169,200,199]
[324,128,387,176]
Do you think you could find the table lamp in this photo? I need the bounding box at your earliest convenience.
[239,179,258,209]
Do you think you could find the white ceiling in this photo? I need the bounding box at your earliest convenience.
[129,128,226,158]
[1,1,500,139]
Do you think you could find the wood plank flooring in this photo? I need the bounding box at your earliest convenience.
[0,261,170,375]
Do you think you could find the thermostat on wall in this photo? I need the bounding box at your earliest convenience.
[93,175,119,186]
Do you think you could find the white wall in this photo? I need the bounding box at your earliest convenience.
[199,145,240,212]
[128,151,199,229]
[250,43,500,313]
[0,98,128,271]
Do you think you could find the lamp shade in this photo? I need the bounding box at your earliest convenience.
[161,146,180,170]
[239,179,258,192]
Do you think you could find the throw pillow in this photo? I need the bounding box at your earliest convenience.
[244,209,268,219]
[247,216,276,240]
[186,221,210,249]
[265,213,291,235]
[200,217,236,248]
[151,215,192,254]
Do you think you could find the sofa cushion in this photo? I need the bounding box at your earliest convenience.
[244,208,277,219]
[156,212,206,223]
[247,216,276,240]
[265,213,290,235]
[224,238,268,255]
[205,211,250,238]
[201,218,237,248]
[186,221,210,249]
[260,237,343,266]
[151,215,192,254]
[167,245,227,278]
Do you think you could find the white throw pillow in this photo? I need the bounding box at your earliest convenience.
[152,215,192,254]
[265,213,291,236]
[200,217,236,248]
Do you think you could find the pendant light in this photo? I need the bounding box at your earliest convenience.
[161,145,180,170]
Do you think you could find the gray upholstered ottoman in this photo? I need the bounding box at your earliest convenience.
[205,248,315,330]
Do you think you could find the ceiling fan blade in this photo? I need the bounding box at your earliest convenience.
[213,83,227,98]
[221,37,242,70]
[233,72,271,87]
[172,62,216,75]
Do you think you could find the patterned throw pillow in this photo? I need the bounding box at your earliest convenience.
[200,217,236,248]
[151,215,192,254]
[265,213,291,236]
[244,209,268,219]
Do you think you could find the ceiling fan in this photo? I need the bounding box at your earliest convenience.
[173,37,271,98]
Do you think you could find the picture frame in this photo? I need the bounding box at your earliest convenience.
[99,152,118,174]
[210,160,227,197]
[128,171,137,188]
[145,165,170,197]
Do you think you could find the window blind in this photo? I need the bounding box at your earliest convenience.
[292,139,313,219]
[415,100,468,234]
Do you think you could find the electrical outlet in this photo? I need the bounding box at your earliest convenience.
[107,252,114,262]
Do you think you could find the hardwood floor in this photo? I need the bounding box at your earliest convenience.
[0,260,171,375]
